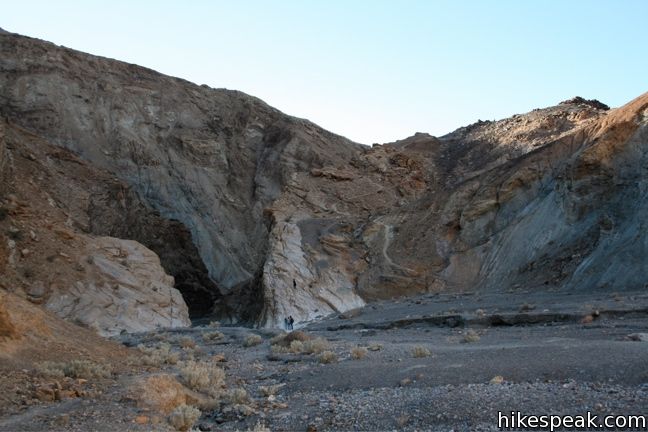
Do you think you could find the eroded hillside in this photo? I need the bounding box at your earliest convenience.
[1,30,648,328]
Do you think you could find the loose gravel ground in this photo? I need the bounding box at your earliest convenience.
[1,290,647,431]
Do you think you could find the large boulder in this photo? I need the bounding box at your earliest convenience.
[45,236,190,337]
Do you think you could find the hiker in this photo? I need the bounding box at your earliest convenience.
[293,278,296,289]
[284,317,290,331]
[288,315,295,330]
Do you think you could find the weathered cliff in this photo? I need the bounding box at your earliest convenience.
[0,31,362,323]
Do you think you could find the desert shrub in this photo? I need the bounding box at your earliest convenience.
[208,320,221,328]
[270,344,285,354]
[288,340,305,353]
[269,332,287,346]
[270,341,303,355]
[202,331,224,342]
[350,346,368,360]
[283,330,310,345]
[227,387,250,405]
[178,336,196,349]
[286,330,311,341]
[318,350,338,364]
[490,375,505,384]
[138,342,180,366]
[270,343,291,354]
[303,337,329,354]
[271,336,329,355]
[212,353,226,362]
[243,334,263,347]
[37,360,111,379]
[179,360,225,394]
[259,383,284,397]
[168,404,201,431]
[270,330,311,347]
[412,346,431,358]
[580,314,594,324]
[182,351,196,363]
[463,329,480,343]
[367,343,383,351]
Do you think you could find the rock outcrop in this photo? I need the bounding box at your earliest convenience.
[1,30,648,329]
[45,236,190,337]
[560,96,610,111]
[0,119,190,335]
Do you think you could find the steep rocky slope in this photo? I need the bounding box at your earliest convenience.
[389,95,648,297]
[1,30,648,329]
[245,95,647,324]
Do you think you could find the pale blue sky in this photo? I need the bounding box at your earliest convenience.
[4,1,647,144]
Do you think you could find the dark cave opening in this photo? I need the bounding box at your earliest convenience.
[173,272,219,318]
[87,184,223,319]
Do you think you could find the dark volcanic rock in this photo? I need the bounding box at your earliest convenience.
[560,96,610,110]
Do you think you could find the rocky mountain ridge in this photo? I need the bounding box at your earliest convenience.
[1,30,648,331]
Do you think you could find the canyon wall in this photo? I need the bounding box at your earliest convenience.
[2,30,647,328]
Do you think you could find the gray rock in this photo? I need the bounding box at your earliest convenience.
[627,333,648,342]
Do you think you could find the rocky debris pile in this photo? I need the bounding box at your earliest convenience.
[560,96,610,110]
